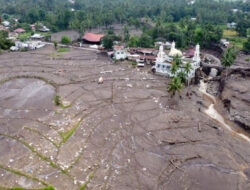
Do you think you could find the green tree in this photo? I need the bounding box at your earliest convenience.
[171,62,179,75]
[101,35,113,49]
[53,41,58,49]
[184,62,192,75]
[173,55,182,67]
[243,37,250,53]
[177,71,187,84]
[138,33,153,48]
[128,36,139,47]
[123,25,130,42]
[61,36,71,44]
[221,47,237,78]
[0,31,14,50]
[168,77,184,97]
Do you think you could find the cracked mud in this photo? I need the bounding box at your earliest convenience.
[0,46,250,190]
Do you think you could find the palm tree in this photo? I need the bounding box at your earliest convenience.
[184,62,192,75]
[171,62,179,75]
[177,71,187,84]
[168,77,184,97]
[173,55,182,66]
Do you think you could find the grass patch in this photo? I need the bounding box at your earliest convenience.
[59,119,83,143]
[50,53,62,58]
[57,48,70,53]
[60,104,72,109]
[245,57,250,62]
[223,30,238,37]
[0,133,69,176]
[80,172,95,190]
[0,164,48,186]
[129,61,137,66]
[226,36,247,50]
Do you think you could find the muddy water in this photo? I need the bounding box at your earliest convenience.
[199,80,250,143]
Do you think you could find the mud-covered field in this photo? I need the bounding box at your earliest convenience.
[0,46,250,190]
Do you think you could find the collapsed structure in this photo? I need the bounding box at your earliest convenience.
[152,42,201,80]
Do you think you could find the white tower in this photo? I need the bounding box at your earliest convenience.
[193,44,200,66]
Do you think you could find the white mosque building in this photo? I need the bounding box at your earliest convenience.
[152,42,201,80]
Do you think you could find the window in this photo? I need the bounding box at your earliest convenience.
[157,64,160,68]
[162,65,165,69]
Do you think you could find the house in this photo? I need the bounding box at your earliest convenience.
[152,43,201,80]
[183,48,195,58]
[14,28,26,33]
[191,17,197,21]
[39,25,50,32]
[31,34,44,40]
[128,47,157,64]
[14,41,45,50]
[0,25,8,31]
[82,33,104,44]
[220,39,230,47]
[2,21,10,27]
[30,24,36,31]
[113,46,127,60]
[227,22,237,29]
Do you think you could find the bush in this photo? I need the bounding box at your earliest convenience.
[54,95,61,106]
[61,36,71,44]
[0,31,14,50]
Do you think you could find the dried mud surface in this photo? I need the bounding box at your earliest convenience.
[0,46,250,190]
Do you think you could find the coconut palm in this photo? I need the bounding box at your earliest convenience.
[177,71,187,84]
[171,62,179,75]
[168,77,183,97]
[173,55,182,66]
[184,62,192,75]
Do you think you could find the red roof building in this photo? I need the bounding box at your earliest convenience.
[82,33,104,43]
[14,28,26,33]
[184,48,195,58]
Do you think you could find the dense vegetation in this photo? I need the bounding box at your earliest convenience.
[0,0,249,33]
[0,0,249,49]
[0,31,14,50]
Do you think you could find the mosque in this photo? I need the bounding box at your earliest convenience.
[152,42,201,80]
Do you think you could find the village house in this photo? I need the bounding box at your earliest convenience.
[14,28,26,33]
[0,25,9,32]
[39,25,50,32]
[220,39,230,47]
[227,22,237,29]
[31,33,45,40]
[2,21,10,27]
[82,32,104,44]
[128,47,157,64]
[113,46,127,60]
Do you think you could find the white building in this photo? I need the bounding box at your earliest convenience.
[2,21,10,27]
[227,22,237,29]
[152,42,201,80]
[14,41,45,50]
[113,46,127,60]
